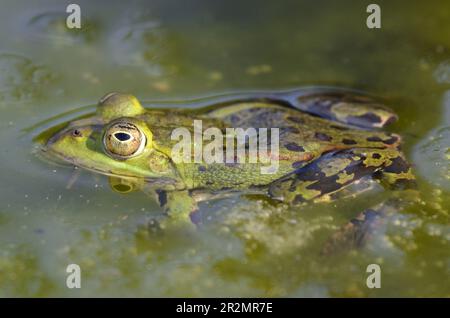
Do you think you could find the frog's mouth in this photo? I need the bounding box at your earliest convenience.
[35,144,75,168]
[40,141,108,175]
[41,140,179,188]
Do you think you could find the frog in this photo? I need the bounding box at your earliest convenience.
[40,88,417,253]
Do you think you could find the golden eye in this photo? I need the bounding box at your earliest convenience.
[103,121,146,159]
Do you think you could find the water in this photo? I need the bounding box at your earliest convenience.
[0,0,449,297]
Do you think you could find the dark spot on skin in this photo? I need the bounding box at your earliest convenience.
[280,126,300,134]
[372,153,382,159]
[372,170,383,180]
[72,129,82,137]
[384,115,398,126]
[287,116,304,124]
[384,156,410,173]
[285,142,305,152]
[306,175,342,194]
[342,138,357,145]
[156,190,167,207]
[330,125,349,131]
[292,161,307,169]
[297,96,334,116]
[294,163,327,182]
[198,165,207,172]
[343,159,376,181]
[252,110,284,126]
[114,132,131,141]
[383,135,399,145]
[347,112,382,127]
[293,194,307,204]
[314,132,332,142]
[288,182,297,192]
[229,114,241,125]
[367,136,383,142]
[206,181,214,185]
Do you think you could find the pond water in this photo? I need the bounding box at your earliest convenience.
[0,0,449,297]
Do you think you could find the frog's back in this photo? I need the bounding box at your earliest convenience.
[183,101,400,191]
[207,101,401,157]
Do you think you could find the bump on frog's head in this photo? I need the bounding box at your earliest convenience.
[97,92,145,122]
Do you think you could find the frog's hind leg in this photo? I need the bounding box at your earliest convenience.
[269,147,417,254]
[320,204,388,255]
[320,189,419,256]
[268,149,381,204]
[375,154,416,190]
[320,149,418,255]
[283,89,398,129]
[268,149,383,255]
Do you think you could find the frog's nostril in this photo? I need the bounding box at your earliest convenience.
[72,129,82,137]
[114,132,131,141]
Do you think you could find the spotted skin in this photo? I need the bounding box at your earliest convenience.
[268,148,415,203]
[202,102,403,191]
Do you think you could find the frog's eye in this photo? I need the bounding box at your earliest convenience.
[103,121,146,159]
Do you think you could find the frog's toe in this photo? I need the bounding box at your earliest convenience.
[320,209,384,255]
[144,214,198,238]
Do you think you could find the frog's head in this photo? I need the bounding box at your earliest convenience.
[44,93,181,188]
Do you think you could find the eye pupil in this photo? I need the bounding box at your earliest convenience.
[73,129,82,137]
[114,132,131,141]
[103,121,146,159]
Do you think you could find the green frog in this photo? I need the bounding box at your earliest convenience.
[41,89,416,253]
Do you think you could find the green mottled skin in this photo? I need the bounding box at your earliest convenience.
[42,89,416,251]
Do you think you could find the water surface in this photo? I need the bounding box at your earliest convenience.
[0,0,449,297]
